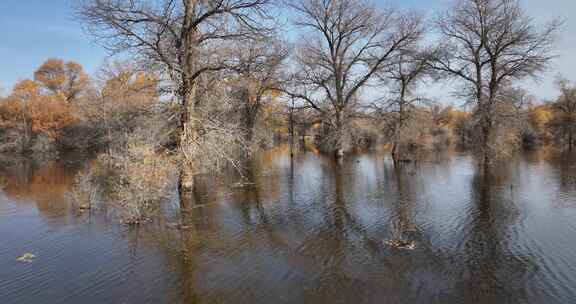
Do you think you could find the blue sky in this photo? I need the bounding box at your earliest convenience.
[0,0,574,103]
[0,0,106,95]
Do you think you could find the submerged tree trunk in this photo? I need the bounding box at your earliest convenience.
[390,113,404,163]
[391,142,399,163]
[177,86,199,212]
[289,103,295,158]
[178,0,199,203]
[478,96,494,167]
[390,78,414,164]
[481,122,492,167]
[334,109,345,159]
[178,82,198,210]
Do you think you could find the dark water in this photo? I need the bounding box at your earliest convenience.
[2,147,576,304]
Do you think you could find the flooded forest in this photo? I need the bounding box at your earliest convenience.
[2,0,576,303]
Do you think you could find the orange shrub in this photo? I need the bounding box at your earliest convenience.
[0,97,26,129]
[27,95,77,139]
[1,75,80,142]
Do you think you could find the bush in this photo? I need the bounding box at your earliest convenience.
[74,140,176,224]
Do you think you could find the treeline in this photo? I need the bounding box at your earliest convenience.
[0,59,286,156]
[0,59,166,154]
[1,0,566,166]
[2,58,574,160]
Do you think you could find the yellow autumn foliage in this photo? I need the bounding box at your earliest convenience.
[27,95,78,139]
[529,106,554,131]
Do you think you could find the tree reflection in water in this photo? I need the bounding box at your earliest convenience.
[2,148,576,303]
[0,156,84,218]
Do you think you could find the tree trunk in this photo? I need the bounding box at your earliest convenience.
[391,81,406,163]
[334,109,344,159]
[482,123,491,166]
[289,104,295,158]
[243,103,257,145]
[480,102,493,166]
[391,142,399,163]
[178,0,199,204]
[178,82,198,208]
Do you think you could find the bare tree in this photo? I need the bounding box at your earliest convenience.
[284,0,423,157]
[80,61,160,149]
[77,0,276,195]
[433,0,559,163]
[549,77,576,149]
[228,38,288,146]
[378,47,436,161]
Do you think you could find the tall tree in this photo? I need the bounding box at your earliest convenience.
[433,0,559,163]
[34,58,89,102]
[77,0,275,195]
[228,39,288,145]
[284,0,422,157]
[378,47,436,161]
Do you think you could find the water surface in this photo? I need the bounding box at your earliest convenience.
[1,148,576,303]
